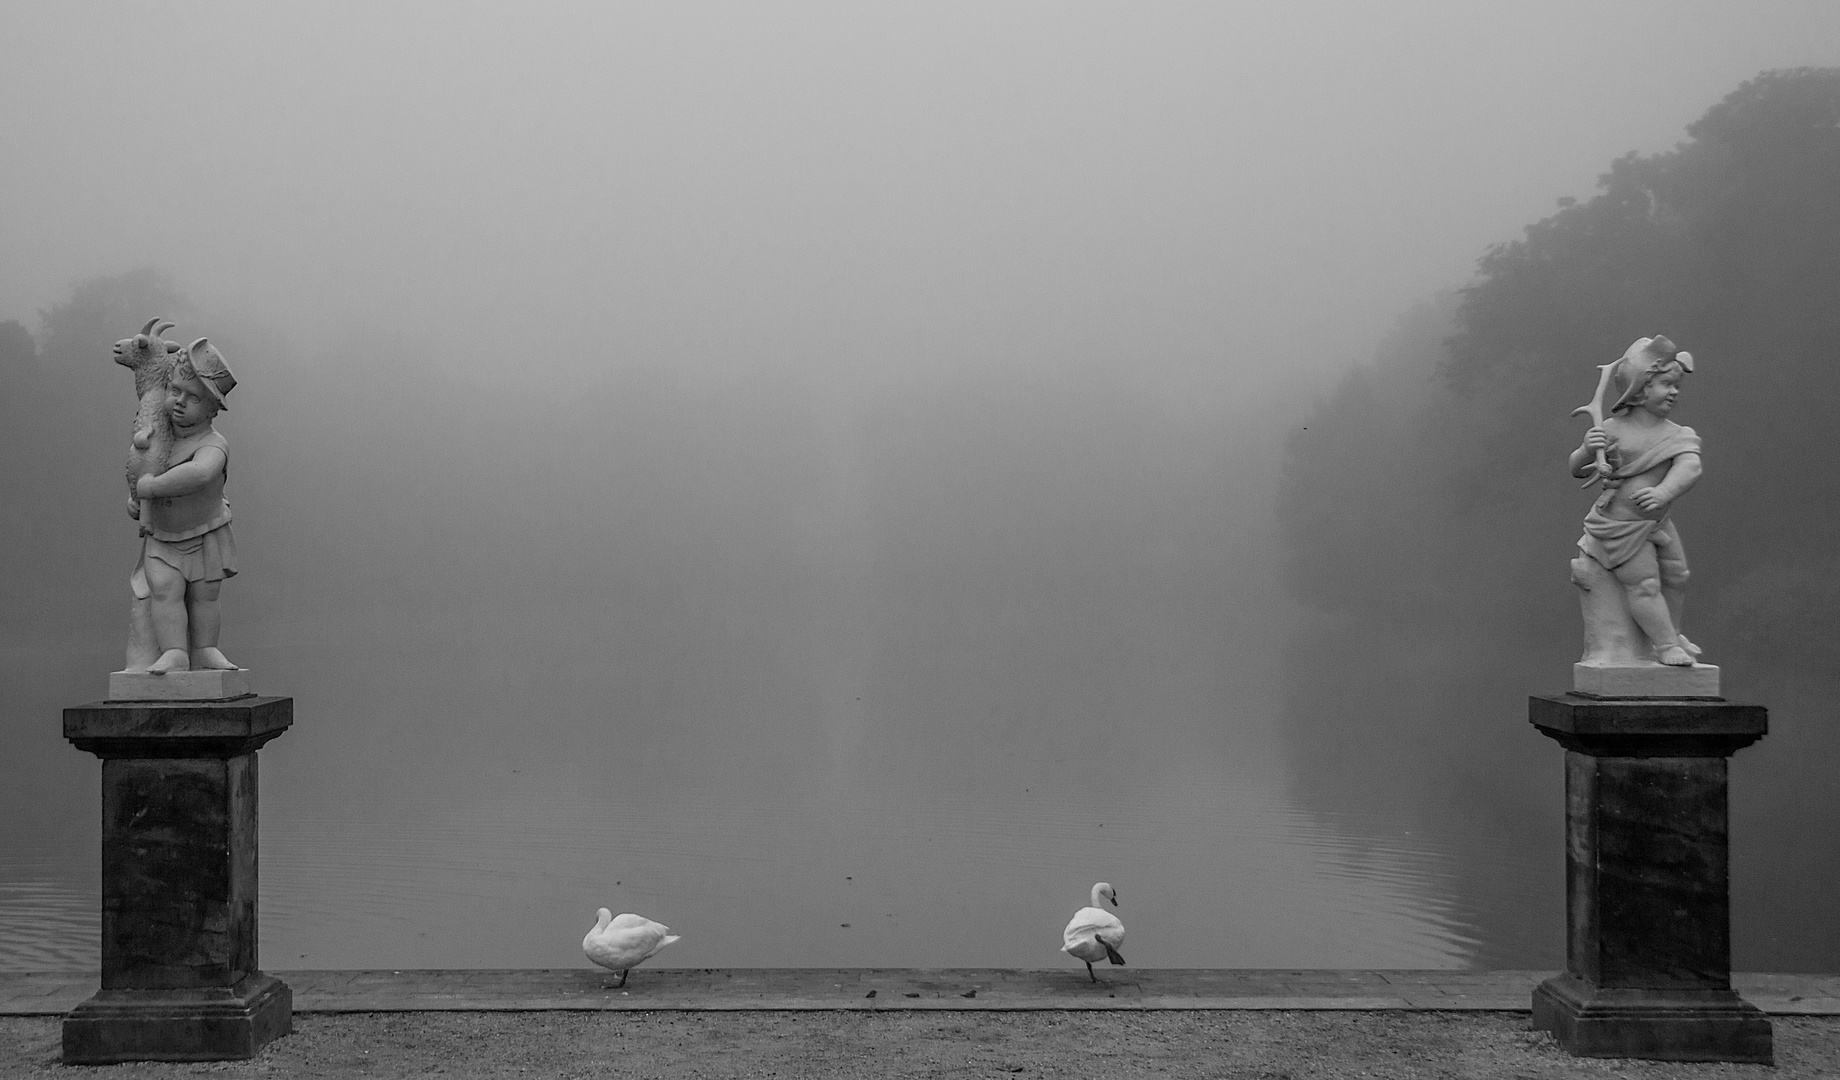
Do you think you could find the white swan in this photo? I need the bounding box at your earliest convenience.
[583,907,680,988]
[1061,882,1125,981]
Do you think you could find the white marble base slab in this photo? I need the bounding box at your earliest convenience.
[1573,661,1720,699]
[109,668,252,702]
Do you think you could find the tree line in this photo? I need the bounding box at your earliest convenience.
[1277,68,1840,968]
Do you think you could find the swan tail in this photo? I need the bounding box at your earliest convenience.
[1103,941,1125,966]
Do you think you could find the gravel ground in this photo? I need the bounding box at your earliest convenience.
[4,1012,1835,1078]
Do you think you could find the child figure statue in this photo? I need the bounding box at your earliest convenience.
[1568,335,1702,670]
[128,339,240,675]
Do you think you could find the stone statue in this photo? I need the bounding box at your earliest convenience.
[114,320,241,683]
[1567,335,1714,694]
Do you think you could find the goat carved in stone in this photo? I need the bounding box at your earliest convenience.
[115,316,181,528]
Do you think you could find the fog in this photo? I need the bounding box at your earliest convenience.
[4,3,1839,969]
[8,2,1835,390]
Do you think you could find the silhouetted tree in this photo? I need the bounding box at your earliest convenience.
[0,319,32,367]
[37,267,190,368]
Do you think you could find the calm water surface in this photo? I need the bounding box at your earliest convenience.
[1,763,1507,971]
[0,634,1542,972]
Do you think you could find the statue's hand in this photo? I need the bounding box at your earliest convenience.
[126,497,141,520]
[1584,426,1612,453]
[1631,486,1669,513]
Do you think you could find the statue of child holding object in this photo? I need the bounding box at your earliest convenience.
[130,343,239,675]
[1568,336,1701,667]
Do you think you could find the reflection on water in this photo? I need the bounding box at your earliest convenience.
[0,359,1545,974]
[0,585,1533,974]
[2,763,1495,971]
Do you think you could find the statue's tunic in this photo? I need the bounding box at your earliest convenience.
[1578,425,1699,570]
[132,430,236,597]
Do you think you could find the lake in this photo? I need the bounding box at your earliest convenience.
[1,628,1546,973]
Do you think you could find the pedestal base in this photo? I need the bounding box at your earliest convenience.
[110,667,252,701]
[1533,974,1771,1063]
[1572,661,1719,699]
[63,973,292,1064]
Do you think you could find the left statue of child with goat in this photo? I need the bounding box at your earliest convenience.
[115,317,241,679]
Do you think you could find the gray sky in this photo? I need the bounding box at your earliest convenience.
[6,1,1838,395]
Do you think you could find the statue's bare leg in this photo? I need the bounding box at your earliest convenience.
[1611,547,1692,665]
[144,555,192,674]
[1655,531,1697,656]
[187,579,236,669]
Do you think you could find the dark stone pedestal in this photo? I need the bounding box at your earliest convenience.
[62,697,293,1064]
[1529,693,1771,1064]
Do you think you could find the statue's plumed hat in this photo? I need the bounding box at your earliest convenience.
[175,338,235,411]
[1610,335,1693,414]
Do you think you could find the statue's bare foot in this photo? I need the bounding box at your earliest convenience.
[191,647,238,671]
[1677,634,1703,658]
[148,648,191,674]
[1656,643,1695,666]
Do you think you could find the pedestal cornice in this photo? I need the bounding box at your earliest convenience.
[64,697,293,759]
[1529,693,1765,757]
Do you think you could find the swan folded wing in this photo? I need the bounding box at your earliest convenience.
[585,916,678,969]
[610,912,665,933]
[588,935,659,968]
[1063,908,1124,952]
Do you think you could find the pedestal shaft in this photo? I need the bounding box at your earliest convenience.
[101,755,259,988]
[1565,751,1730,990]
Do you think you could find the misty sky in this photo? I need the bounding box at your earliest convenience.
[6,1,1839,397]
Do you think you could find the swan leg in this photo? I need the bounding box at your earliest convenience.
[616,969,629,989]
[1085,961,1096,982]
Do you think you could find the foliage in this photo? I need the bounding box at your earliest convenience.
[0,319,32,368]
[1286,67,1840,651]
[37,266,190,367]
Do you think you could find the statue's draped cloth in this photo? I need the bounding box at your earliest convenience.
[1578,426,1699,570]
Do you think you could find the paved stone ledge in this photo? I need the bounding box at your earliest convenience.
[5,969,1838,1016]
